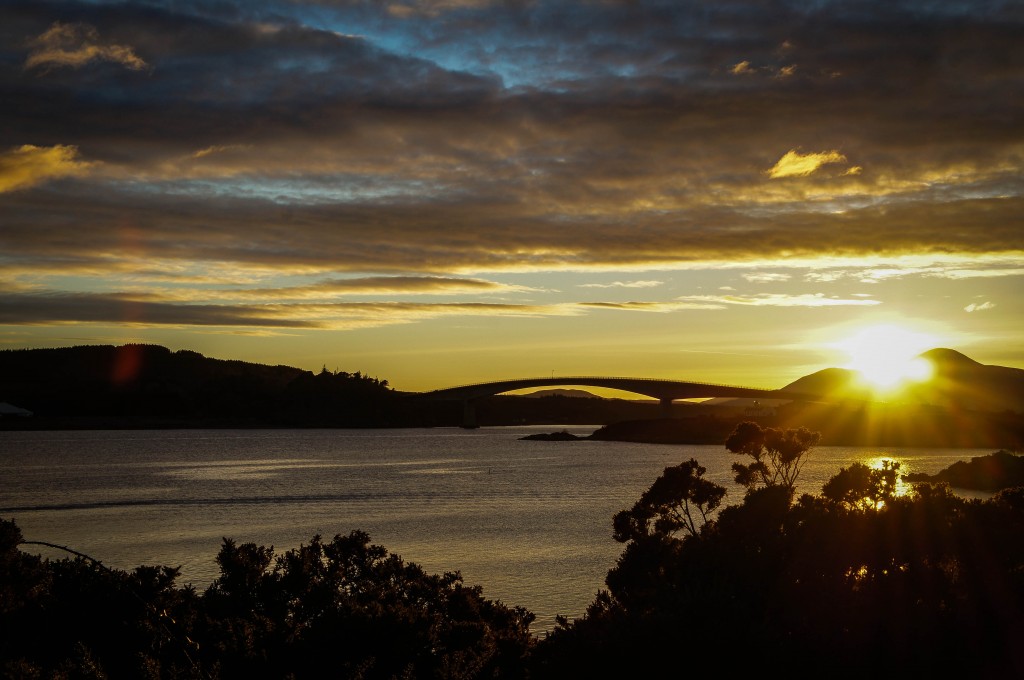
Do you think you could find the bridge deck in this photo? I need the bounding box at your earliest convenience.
[417,376,819,403]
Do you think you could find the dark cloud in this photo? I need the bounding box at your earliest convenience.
[0,1,501,162]
[0,291,568,328]
[239,275,526,297]
[1,181,1020,275]
[0,291,316,327]
[0,0,1021,328]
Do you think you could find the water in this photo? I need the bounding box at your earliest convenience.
[0,427,997,634]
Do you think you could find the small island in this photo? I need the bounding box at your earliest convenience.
[519,430,586,441]
[904,450,1024,491]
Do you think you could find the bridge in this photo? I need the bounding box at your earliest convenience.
[417,376,822,428]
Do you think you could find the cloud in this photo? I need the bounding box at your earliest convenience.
[382,0,494,19]
[0,287,738,330]
[964,301,995,313]
[0,0,1022,325]
[192,145,248,159]
[767,150,849,179]
[0,291,579,330]
[930,268,1024,280]
[731,61,796,79]
[0,292,313,328]
[284,301,579,328]
[579,301,724,311]
[238,276,534,299]
[0,145,92,193]
[801,258,1024,283]
[676,294,881,308]
[742,272,791,283]
[25,22,148,71]
[579,280,663,289]
[2,182,1021,277]
[730,60,754,75]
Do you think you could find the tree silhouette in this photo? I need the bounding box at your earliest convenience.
[612,458,726,543]
[725,420,820,493]
[533,424,1024,678]
[822,460,901,509]
[1,521,534,679]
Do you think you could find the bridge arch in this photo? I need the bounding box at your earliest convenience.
[416,376,809,428]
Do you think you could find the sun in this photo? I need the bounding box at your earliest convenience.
[831,324,939,391]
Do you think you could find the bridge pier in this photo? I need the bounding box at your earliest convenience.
[461,400,478,429]
[660,397,674,419]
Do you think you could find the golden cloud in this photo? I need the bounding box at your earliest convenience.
[25,22,148,71]
[231,276,537,300]
[578,301,725,311]
[0,144,92,193]
[579,280,664,289]
[385,0,492,19]
[192,145,248,159]
[677,293,880,307]
[767,149,848,179]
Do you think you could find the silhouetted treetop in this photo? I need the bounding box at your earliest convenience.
[821,460,901,509]
[612,459,726,543]
[726,420,820,493]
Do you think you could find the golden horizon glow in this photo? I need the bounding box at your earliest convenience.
[832,324,940,391]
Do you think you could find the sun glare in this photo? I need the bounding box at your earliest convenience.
[832,324,939,391]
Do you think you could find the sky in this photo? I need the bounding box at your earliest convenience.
[1,0,1022,393]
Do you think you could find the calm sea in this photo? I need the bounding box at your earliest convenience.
[0,427,996,634]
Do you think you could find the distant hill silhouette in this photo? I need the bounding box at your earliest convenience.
[904,450,1024,491]
[911,348,1024,413]
[687,348,1024,447]
[777,348,1024,415]
[2,344,1021,441]
[780,367,864,397]
[0,344,663,428]
[545,349,1024,448]
[0,344,396,427]
[520,388,601,399]
[700,348,1023,417]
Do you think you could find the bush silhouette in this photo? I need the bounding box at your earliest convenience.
[532,423,1024,678]
[1,522,533,679]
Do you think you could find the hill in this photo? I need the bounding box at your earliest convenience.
[904,450,1024,491]
[0,344,662,428]
[780,367,865,399]
[783,348,1024,414]
[908,348,1024,413]
[584,349,1024,448]
[2,344,1021,440]
[0,344,396,427]
[520,388,601,399]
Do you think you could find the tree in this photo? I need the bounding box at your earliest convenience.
[821,460,901,509]
[612,459,727,543]
[0,519,203,679]
[201,530,535,679]
[725,420,820,494]
[1,520,533,679]
[535,441,1024,679]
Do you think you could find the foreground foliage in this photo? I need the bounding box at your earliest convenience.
[532,423,1024,679]
[4,421,1023,678]
[0,527,533,679]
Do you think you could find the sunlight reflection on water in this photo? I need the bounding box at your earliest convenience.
[0,428,998,634]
